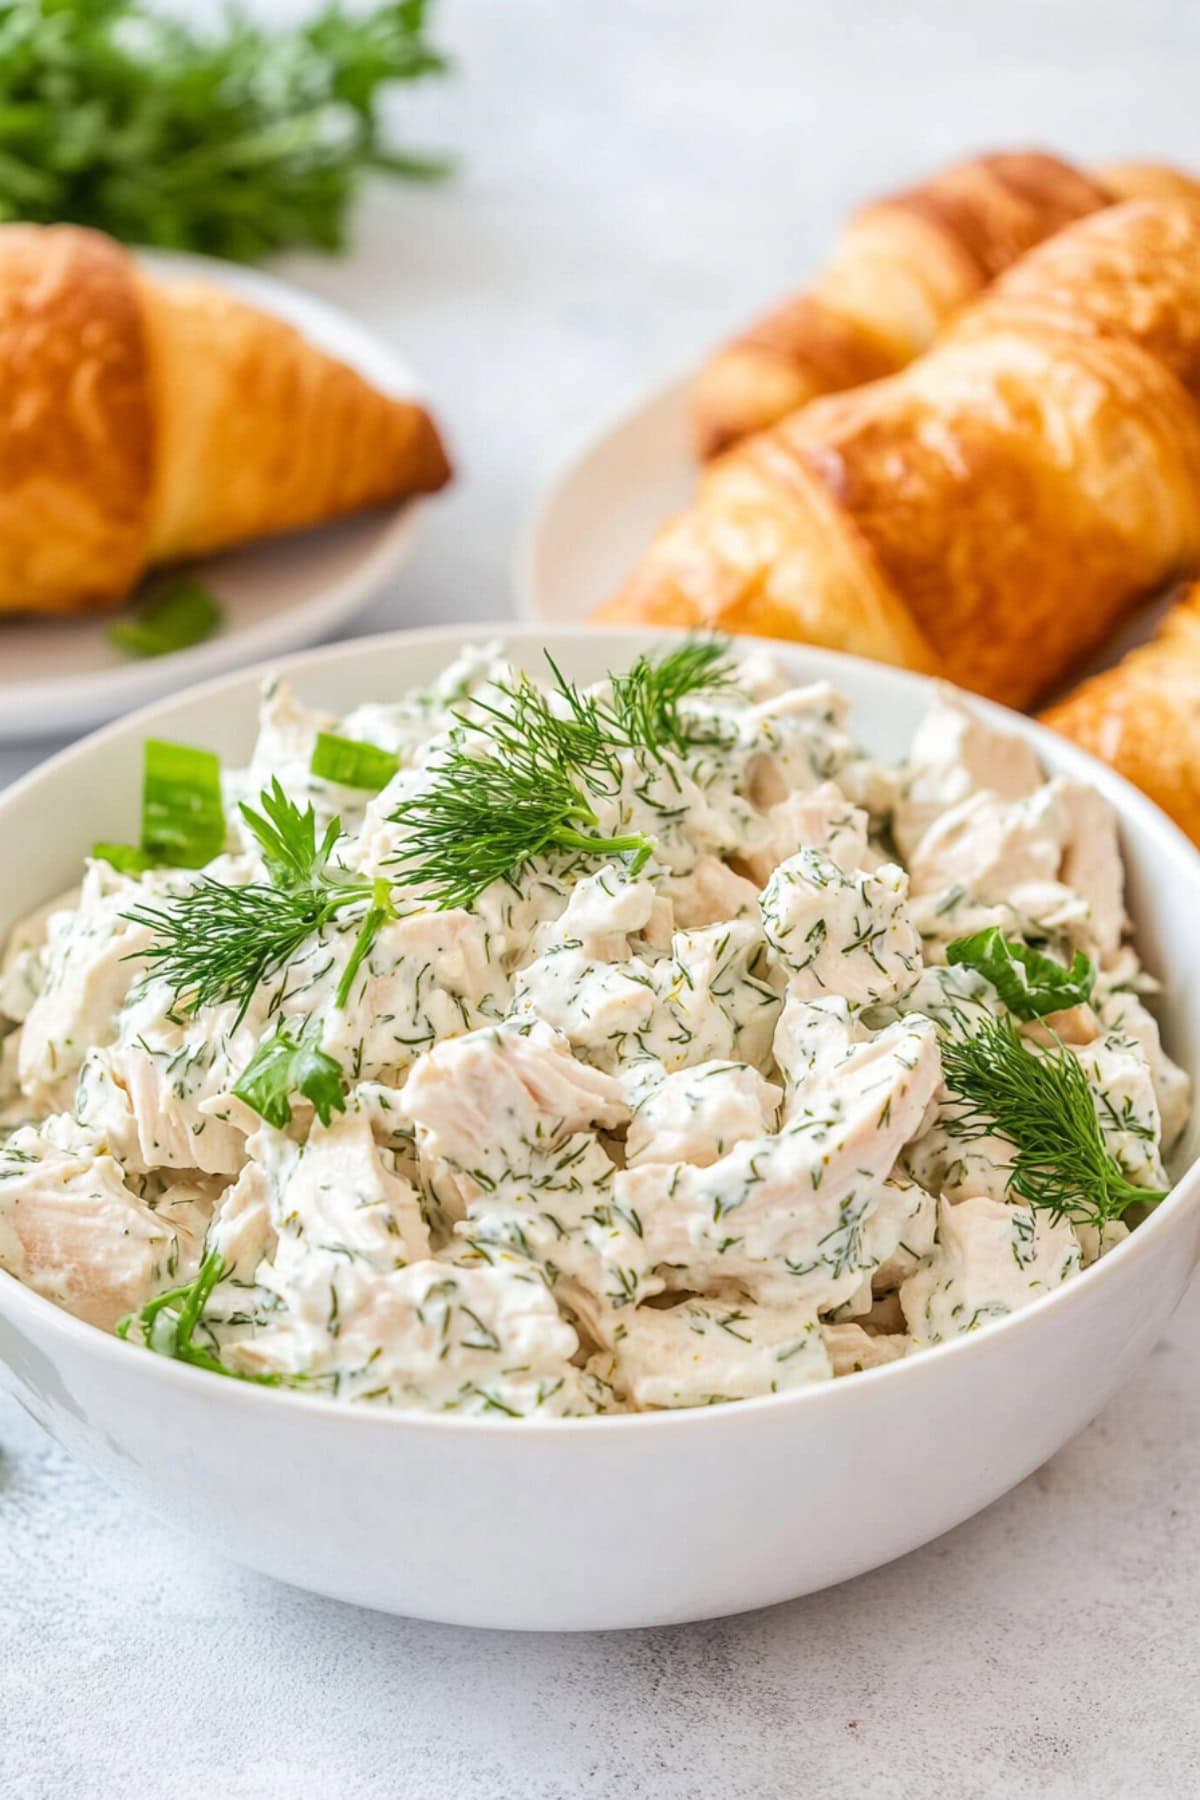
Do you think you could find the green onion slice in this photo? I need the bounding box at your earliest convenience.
[310,732,400,792]
[92,841,155,874]
[142,739,226,869]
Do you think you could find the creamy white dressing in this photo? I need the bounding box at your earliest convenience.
[0,661,1188,1416]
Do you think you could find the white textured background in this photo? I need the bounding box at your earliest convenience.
[4,2,1200,1794]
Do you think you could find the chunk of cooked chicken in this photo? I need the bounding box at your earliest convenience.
[250,1111,432,1269]
[611,1294,831,1409]
[736,782,871,886]
[821,1322,909,1378]
[625,1061,781,1169]
[17,866,156,1108]
[0,1129,208,1330]
[235,1248,596,1415]
[404,1021,627,1207]
[618,1017,941,1310]
[900,1196,1081,1346]
[893,690,1042,862]
[761,849,922,1008]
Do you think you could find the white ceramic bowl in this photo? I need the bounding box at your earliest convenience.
[2,625,1199,1632]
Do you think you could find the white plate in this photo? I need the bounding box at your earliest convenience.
[520,373,692,623]
[0,250,437,743]
[1,625,1199,1629]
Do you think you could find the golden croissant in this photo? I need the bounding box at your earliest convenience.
[693,151,1200,458]
[599,197,1200,711]
[1042,582,1200,845]
[0,224,451,617]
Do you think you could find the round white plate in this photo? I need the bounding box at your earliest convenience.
[0,249,437,743]
[519,372,693,624]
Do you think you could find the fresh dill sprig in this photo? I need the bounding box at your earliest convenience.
[125,779,379,1024]
[941,1013,1166,1228]
[472,668,618,784]
[388,640,735,909]
[542,640,736,765]
[603,641,738,761]
[389,715,652,911]
[130,643,739,1004]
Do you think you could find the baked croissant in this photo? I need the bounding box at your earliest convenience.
[1041,583,1200,844]
[0,224,451,617]
[598,198,1200,711]
[693,151,1200,459]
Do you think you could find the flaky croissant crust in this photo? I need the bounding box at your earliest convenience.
[602,198,1200,712]
[0,223,451,618]
[1042,582,1200,845]
[693,150,1200,460]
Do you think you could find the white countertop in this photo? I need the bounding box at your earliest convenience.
[4,2,1200,1793]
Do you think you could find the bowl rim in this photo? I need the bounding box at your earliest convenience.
[3,619,1199,1439]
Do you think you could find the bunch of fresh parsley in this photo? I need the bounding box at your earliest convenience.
[0,0,449,260]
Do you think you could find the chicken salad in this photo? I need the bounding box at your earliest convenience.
[0,643,1187,1417]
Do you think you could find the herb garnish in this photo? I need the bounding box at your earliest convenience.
[601,641,738,761]
[941,1013,1166,1228]
[93,737,224,874]
[108,580,222,660]
[232,1024,347,1129]
[117,1250,286,1384]
[143,738,227,868]
[388,642,734,909]
[126,780,383,1024]
[947,928,1095,1020]
[388,697,652,912]
[0,0,449,261]
[128,643,736,1009]
[92,841,154,875]
[310,732,400,792]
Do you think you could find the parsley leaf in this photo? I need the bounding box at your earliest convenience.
[946,928,1095,1021]
[233,1024,346,1129]
[116,1249,288,1384]
[0,0,450,262]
